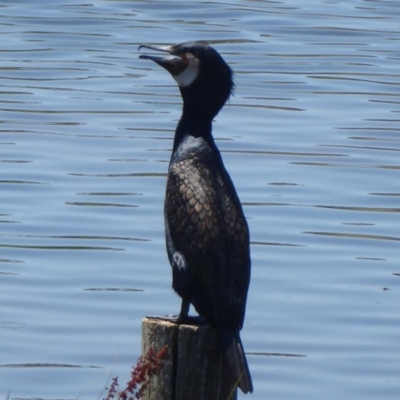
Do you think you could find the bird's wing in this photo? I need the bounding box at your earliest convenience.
[166,151,250,328]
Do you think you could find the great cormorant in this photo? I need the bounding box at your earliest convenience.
[139,41,253,394]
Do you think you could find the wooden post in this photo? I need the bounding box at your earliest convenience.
[142,318,237,400]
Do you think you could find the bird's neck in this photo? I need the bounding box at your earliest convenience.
[172,111,214,152]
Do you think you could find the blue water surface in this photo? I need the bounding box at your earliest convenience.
[1,1,399,399]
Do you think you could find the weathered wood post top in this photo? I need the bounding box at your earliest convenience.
[142,317,238,400]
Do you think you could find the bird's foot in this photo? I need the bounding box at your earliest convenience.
[179,315,207,325]
[146,314,207,326]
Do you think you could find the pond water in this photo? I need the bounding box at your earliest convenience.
[1,1,399,399]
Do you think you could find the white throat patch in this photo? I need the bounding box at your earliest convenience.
[173,53,200,87]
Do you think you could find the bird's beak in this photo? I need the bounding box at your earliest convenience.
[138,44,188,76]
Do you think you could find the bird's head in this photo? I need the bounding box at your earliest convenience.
[139,41,234,122]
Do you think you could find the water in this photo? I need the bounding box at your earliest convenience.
[1,1,399,399]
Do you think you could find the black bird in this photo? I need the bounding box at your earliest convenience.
[139,41,253,394]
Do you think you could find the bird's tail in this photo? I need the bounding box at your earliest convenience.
[220,328,253,394]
